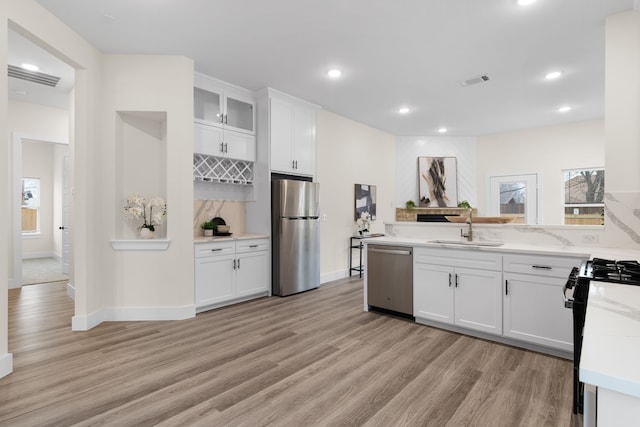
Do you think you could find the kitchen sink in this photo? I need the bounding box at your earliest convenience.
[427,239,504,247]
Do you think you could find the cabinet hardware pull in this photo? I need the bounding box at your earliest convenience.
[220,142,224,153]
[211,248,222,252]
[455,274,459,288]
[249,244,259,248]
[233,259,236,269]
[448,273,452,287]
[237,259,240,269]
[505,279,509,295]
[224,114,228,124]
[532,265,552,270]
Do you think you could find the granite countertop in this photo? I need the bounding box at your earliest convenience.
[194,233,270,243]
[580,281,640,398]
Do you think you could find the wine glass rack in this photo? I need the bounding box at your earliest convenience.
[193,153,254,185]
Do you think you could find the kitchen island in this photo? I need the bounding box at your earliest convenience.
[579,281,640,426]
[362,233,640,359]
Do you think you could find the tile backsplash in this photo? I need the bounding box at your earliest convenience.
[194,200,246,237]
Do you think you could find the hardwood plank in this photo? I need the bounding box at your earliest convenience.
[0,278,579,426]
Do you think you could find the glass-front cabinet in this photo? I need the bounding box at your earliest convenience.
[193,85,255,136]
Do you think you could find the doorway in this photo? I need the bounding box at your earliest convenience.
[12,136,70,288]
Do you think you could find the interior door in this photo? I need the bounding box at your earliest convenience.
[61,153,71,275]
[488,174,538,224]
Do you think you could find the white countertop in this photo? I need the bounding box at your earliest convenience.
[194,233,269,243]
[362,235,640,260]
[580,281,640,398]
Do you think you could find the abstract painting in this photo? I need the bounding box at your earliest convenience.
[354,184,377,220]
[418,157,458,207]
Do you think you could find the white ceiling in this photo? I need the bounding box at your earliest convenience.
[22,0,637,136]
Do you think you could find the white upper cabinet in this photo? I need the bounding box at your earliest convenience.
[193,73,256,162]
[266,89,320,177]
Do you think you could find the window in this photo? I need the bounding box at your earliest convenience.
[563,168,604,225]
[489,174,538,224]
[21,177,41,233]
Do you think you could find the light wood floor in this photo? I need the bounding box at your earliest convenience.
[1,278,581,426]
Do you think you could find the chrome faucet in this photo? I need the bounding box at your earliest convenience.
[461,209,473,242]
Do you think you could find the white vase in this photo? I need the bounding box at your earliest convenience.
[203,229,213,237]
[139,227,154,239]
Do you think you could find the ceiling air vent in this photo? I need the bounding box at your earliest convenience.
[8,65,61,87]
[459,73,490,87]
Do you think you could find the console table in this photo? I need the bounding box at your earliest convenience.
[349,233,384,278]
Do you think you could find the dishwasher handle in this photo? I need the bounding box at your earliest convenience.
[368,248,412,256]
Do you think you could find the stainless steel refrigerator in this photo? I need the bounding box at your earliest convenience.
[272,179,320,296]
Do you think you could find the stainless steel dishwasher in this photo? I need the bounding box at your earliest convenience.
[367,244,413,317]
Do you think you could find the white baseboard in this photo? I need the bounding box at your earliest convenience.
[8,277,21,289]
[72,305,196,331]
[22,251,55,260]
[0,353,13,379]
[320,269,349,284]
[66,282,75,299]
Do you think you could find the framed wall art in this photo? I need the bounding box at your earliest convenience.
[418,157,458,207]
[354,184,376,220]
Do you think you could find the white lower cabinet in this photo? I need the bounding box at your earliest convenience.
[503,254,584,352]
[413,248,503,335]
[195,238,269,312]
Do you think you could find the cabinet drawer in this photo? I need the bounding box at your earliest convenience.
[194,241,235,258]
[414,247,502,271]
[236,238,269,254]
[503,254,585,278]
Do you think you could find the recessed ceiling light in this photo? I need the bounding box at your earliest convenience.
[558,106,572,113]
[327,69,342,78]
[438,127,448,133]
[398,107,410,114]
[21,63,39,72]
[518,0,536,5]
[545,71,562,80]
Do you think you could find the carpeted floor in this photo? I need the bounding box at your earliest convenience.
[22,257,69,285]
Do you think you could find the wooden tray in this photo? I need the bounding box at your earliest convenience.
[445,216,517,224]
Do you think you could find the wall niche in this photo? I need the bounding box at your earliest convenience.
[115,111,168,241]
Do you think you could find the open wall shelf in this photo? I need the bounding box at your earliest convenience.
[193,154,254,185]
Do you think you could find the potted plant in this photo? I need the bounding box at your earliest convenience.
[200,220,216,237]
[405,200,416,209]
[124,193,167,239]
[457,200,472,210]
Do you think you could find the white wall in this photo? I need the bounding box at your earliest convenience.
[316,110,396,282]
[395,136,477,208]
[101,54,194,311]
[476,119,605,224]
[2,0,103,377]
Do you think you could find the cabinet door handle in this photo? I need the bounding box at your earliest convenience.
[237,259,240,269]
[220,142,224,153]
[233,259,236,269]
[448,273,452,287]
[225,143,228,153]
[210,248,222,252]
[455,274,459,288]
[505,279,509,295]
[249,244,259,248]
[224,114,228,124]
[532,265,552,270]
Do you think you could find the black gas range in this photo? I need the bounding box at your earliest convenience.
[563,257,640,414]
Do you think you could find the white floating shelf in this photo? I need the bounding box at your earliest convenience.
[111,239,171,251]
